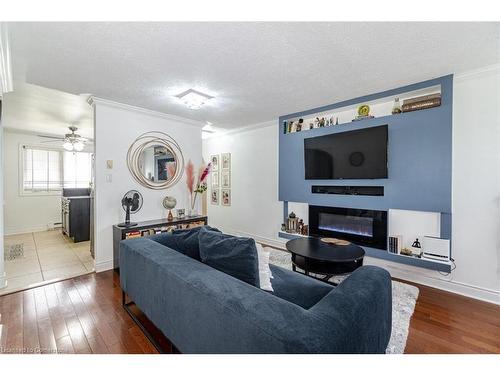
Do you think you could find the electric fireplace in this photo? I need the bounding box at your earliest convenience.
[309,205,387,250]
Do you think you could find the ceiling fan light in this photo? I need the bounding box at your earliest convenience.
[73,141,85,151]
[63,141,74,151]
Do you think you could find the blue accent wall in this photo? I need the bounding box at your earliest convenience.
[278,75,453,271]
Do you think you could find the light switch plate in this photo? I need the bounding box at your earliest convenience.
[105,174,112,183]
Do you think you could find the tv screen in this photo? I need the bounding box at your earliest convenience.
[304,125,388,180]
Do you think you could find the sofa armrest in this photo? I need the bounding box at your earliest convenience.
[309,266,392,353]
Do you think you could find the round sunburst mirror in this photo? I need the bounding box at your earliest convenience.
[127,132,184,190]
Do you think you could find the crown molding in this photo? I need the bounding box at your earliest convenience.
[0,23,13,96]
[88,96,206,128]
[454,63,500,81]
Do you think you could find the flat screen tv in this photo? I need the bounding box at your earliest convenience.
[304,125,388,180]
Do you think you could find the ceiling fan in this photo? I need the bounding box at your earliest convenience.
[38,125,92,151]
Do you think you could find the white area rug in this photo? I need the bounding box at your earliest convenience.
[267,247,419,354]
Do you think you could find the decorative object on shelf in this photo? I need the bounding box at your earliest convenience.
[283,120,288,134]
[281,223,286,231]
[400,247,412,256]
[411,238,422,256]
[301,224,309,236]
[353,104,374,121]
[177,208,185,219]
[162,196,177,221]
[210,154,219,172]
[221,189,231,206]
[186,160,212,216]
[221,153,231,170]
[296,118,304,132]
[127,131,184,190]
[335,117,339,125]
[286,212,298,233]
[388,235,403,254]
[391,97,402,114]
[402,93,441,112]
[320,238,351,246]
[402,94,441,112]
[309,122,314,130]
[211,189,219,205]
[357,104,370,117]
[221,170,231,188]
[118,190,143,228]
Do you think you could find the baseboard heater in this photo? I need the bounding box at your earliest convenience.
[311,185,384,196]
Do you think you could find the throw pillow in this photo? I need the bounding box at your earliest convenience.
[151,225,221,260]
[198,227,260,287]
[256,243,274,292]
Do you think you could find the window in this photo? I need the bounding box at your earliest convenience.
[21,145,92,194]
[22,146,62,193]
[63,151,92,188]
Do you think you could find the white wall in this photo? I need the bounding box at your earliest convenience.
[93,100,202,271]
[3,130,63,234]
[203,66,500,304]
[203,123,282,243]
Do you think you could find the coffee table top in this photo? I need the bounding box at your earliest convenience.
[285,237,365,263]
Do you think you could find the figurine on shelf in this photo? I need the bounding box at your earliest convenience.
[392,97,402,114]
[309,122,314,130]
[289,121,297,133]
[298,219,304,234]
[301,224,309,236]
[297,118,304,132]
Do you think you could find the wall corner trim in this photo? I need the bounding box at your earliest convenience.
[89,96,206,128]
[0,23,14,95]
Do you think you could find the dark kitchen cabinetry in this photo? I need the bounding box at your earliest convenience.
[61,188,91,243]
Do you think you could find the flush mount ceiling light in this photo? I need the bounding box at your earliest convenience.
[175,89,214,110]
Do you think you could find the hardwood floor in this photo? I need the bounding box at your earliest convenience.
[0,270,498,354]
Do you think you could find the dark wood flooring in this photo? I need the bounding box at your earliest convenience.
[0,271,498,354]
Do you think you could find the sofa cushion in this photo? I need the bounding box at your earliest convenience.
[150,226,220,260]
[269,264,333,309]
[198,228,260,287]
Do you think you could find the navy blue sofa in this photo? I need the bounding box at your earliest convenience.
[119,232,392,354]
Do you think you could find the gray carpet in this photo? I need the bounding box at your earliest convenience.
[267,247,419,354]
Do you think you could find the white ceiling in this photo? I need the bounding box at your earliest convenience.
[2,83,93,138]
[7,22,500,129]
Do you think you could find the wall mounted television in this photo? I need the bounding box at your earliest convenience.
[304,125,388,180]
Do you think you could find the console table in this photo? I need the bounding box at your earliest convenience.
[112,215,208,269]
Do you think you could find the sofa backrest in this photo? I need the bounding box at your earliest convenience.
[119,237,392,353]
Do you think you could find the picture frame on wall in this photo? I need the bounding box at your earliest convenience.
[211,189,219,205]
[212,171,219,188]
[211,154,219,172]
[222,189,231,206]
[221,152,231,170]
[221,170,230,188]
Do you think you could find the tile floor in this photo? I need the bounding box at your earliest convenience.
[2,229,94,295]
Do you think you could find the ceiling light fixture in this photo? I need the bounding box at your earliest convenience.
[175,89,214,110]
[63,141,74,151]
[202,121,216,133]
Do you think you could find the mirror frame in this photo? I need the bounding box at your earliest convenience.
[127,131,185,190]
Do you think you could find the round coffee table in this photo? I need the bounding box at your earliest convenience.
[285,237,365,284]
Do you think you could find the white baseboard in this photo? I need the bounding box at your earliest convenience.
[94,259,114,273]
[228,231,500,305]
[4,225,53,236]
